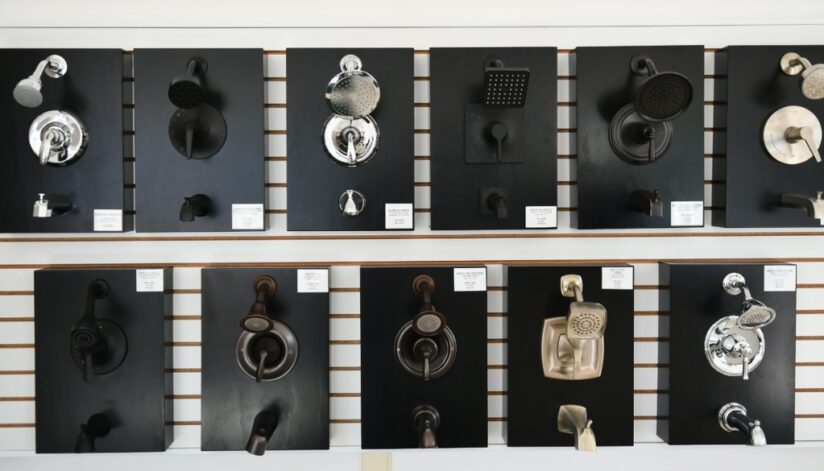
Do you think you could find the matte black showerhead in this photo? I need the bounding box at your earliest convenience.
[481,59,530,108]
[169,58,208,109]
[631,55,693,122]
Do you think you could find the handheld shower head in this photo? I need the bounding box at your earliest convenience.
[169,58,208,109]
[631,55,693,122]
[781,52,824,100]
[13,54,67,108]
[723,273,777,329]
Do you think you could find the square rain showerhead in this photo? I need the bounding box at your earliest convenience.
[481,66,530,108]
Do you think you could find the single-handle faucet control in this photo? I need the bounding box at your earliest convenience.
[786,126,822,162]
[245,410,278,456]
[395,275,457,381]
[718,402,767,446]
[558,404,596,452]
[411,405,440,449]
[70,280,110,383]
[74,413,111,453]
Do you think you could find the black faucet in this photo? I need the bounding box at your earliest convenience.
[70,280,110,383]
[246,410,278,456]
[74,413,112,453]
[631,189,663,217]
[179,194,212,222]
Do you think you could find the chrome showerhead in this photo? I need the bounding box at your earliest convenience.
[738,299,777,329]
[722,272,777,329]
[13,54,67,108]
[781,52,824,100]
[325,54,380,118]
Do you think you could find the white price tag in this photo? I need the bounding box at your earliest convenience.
[93,209,123,232]
[764,265,796,292]
[385,203,413,229]
[136,269,164,292]
[525,206,557,228]
[670,201,704,227]
[453,268,487,292]
[232,204,264,230]
[601,267,633,290]
[297,269,329,293]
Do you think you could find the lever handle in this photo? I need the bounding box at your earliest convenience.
[39,135,52,165]
[490,122,508,162]
[800,126,821,163]
[255,350,268,384]
[83,350,94,383]
[346,131,357,163]
[644,126,657,162]
[423,356,430,382]
[185,123,194,159]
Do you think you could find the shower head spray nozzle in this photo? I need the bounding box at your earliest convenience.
[560,274,607,340]
[240,275,277,333]
[13,54,67,108]
[630,54,693,122]
[781,52,824,100]
[169,58,208,109]
[723,272,777,329]
[481,58,530,108]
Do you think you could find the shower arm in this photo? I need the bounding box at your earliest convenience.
[789,56,813,72]
[571,283,584,303]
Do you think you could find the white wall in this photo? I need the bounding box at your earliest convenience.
[0,1,823,469]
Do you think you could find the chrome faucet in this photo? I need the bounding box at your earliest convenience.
[718,402,767,447]
[558,404,596,452]
[781,191,824,221]
[411,405,440,449]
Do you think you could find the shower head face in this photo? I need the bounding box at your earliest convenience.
[801,65,824,100]
[566,302,607,340]
[240,314,275,333]
[168,58,208,109]
[634,72,693,122]
[481,66,530,108]
[13,77,43,108]
[168,76,205,109]
[326,73,380,118]
[737,299,777,329]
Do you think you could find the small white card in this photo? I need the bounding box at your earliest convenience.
[453,268,487,292]
[764,265,796,292]
[297,269,329,293]
[232,204,264,230]
[385,203,413,229]
[602,267,633,290]
[93,209,123,232]
[136,269,164,292]
[670,201,704,227]
[525,206,558,228]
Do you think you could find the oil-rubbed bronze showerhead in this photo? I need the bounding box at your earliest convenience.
[239,276,277,333]
[630,54,693,122]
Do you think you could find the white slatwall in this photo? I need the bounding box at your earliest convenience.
[0,9,823,470]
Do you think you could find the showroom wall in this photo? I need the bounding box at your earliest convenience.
[0,1,823,469]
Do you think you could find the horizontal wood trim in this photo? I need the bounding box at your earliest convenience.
[330,287,360,293]
[329,366,361,371]
[6,230,822,244]
[0,290,32,296]
[0,317,35,322]
[3,257,824,269]
[330,314,361,319]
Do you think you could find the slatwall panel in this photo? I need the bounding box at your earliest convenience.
[1,46,823,459]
